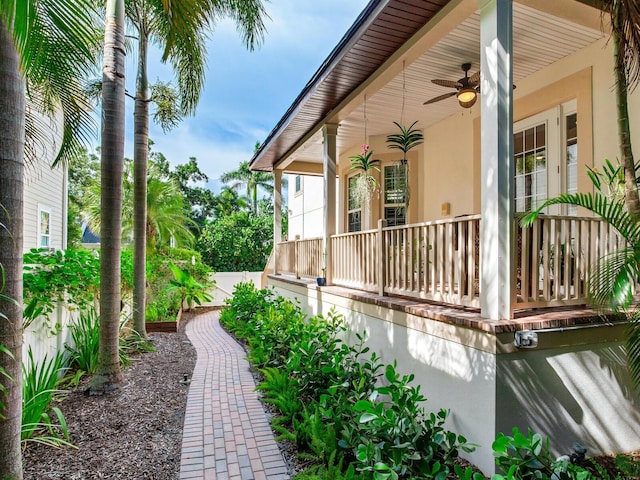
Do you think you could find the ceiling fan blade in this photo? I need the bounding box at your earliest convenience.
[431,79,462,89]
[468,70,480,85]
[423,91,457,105]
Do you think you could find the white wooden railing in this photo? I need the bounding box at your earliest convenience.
[275,237,323,279]
[275,214,624,312]
[516,215,623,308]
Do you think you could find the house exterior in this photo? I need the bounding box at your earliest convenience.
[22,111,72,366]
[252,0,640,473]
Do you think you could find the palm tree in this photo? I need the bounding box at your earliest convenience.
[213,186,250,218]
[120,161,196,250]
[128,0,268,337]
[0,1,99,477]
[89,0,127,394]
[600,0,640,219]
[221,158,279,213]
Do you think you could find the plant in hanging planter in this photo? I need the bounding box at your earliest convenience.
[386,121,424,209]
[349,144,380,206]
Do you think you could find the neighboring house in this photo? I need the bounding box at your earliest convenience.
[22,111,73,365]
[253,0,640,473]
[287,174,325,240]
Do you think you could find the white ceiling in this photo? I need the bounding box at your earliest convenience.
[284,1,604,169]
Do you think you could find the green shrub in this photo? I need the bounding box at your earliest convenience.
[222,282,474,480]
[23,247,100,330]
[21,347,72,447]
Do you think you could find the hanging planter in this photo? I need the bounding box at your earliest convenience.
[386,121,424,209]
[349,144,380,207]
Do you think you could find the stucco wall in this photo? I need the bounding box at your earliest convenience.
[496,341,640,459]
[269,277,640,474]
[270,278,498,473]
[23,304,77,367]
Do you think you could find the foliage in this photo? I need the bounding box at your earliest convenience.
[349,144,380,207]
[385,121,424,161]
[220,152,283,213]
[167,261,214,311]
[23,247,100,330]
[65,307,154,377]
[0,345,14,421]
[21,347,72,447]
[197,210,273,271]
[221,282,473,480]
[489,428,639,480]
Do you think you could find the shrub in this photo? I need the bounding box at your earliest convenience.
[221,282,474,480]
[21,347,72,447]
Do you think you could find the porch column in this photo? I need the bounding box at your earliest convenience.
[479,0,514,320]
[273,168,283,275]
[322,123,339,284]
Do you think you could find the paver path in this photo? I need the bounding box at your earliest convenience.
[180,310,289,480]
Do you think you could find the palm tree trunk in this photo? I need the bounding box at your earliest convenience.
[90,0,125,393]
[0,19,25,480]
[133,28,149,337]
[613,2,640,220]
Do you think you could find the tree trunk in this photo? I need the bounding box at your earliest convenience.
[133,27,149,337]
[0,19,25,480]
[90,0,125,393]
[613,2,640,220]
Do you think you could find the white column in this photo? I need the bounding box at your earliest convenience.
[273,169,282,275]
[323,124,339,284]
[480,0,514,320]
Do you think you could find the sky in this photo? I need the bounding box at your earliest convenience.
[124,0,371,185]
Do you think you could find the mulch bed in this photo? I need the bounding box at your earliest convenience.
[22,310,201,480]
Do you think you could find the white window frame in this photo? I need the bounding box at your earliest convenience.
[38,206,52,248]
[382,163,407,227]
[347,174,362,232]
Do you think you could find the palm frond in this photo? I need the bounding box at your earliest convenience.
[588,246,640,307]
[627,311,640,389]
[386,121,424,156]
[520,192,640,243]
[599,0,640,88]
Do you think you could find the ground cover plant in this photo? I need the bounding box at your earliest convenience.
[220,282,475,480]
[222,283,639,480]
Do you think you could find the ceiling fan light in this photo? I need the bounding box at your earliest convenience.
[457,88,477,108]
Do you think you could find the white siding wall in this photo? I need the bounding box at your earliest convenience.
[287,174,331,240]
[23,159,66,252]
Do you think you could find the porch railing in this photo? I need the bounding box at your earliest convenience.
[275,214,623,312]
[275,237,323,279]
[516,215,623,308]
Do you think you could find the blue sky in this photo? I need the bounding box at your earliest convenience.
[125,0,370,183]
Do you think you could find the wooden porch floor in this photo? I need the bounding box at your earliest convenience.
[268,274,623,335]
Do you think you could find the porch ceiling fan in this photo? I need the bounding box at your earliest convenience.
[423,63,480,109]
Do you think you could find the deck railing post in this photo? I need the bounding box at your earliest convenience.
[295,238,300,279]
[378,219,387,296]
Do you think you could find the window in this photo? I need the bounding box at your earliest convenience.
[514,123,547,213]
[514,101,576,215]
[347,175,361,232]
[38,207,51,248]
[294,175,302,193]
[383,164,406,227]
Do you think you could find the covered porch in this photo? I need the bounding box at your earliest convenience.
[253,0,619,321]
[275,213,623,312]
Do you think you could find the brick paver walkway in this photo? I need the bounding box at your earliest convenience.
[179,311,289,480]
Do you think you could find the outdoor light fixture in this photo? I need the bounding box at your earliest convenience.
[456,88,477,108]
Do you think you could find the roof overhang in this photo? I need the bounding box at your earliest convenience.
[250,0,605,173]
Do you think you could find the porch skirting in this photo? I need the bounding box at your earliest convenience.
[267,274,640,475]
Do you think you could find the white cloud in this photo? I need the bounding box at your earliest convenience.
[120,0,370,181]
